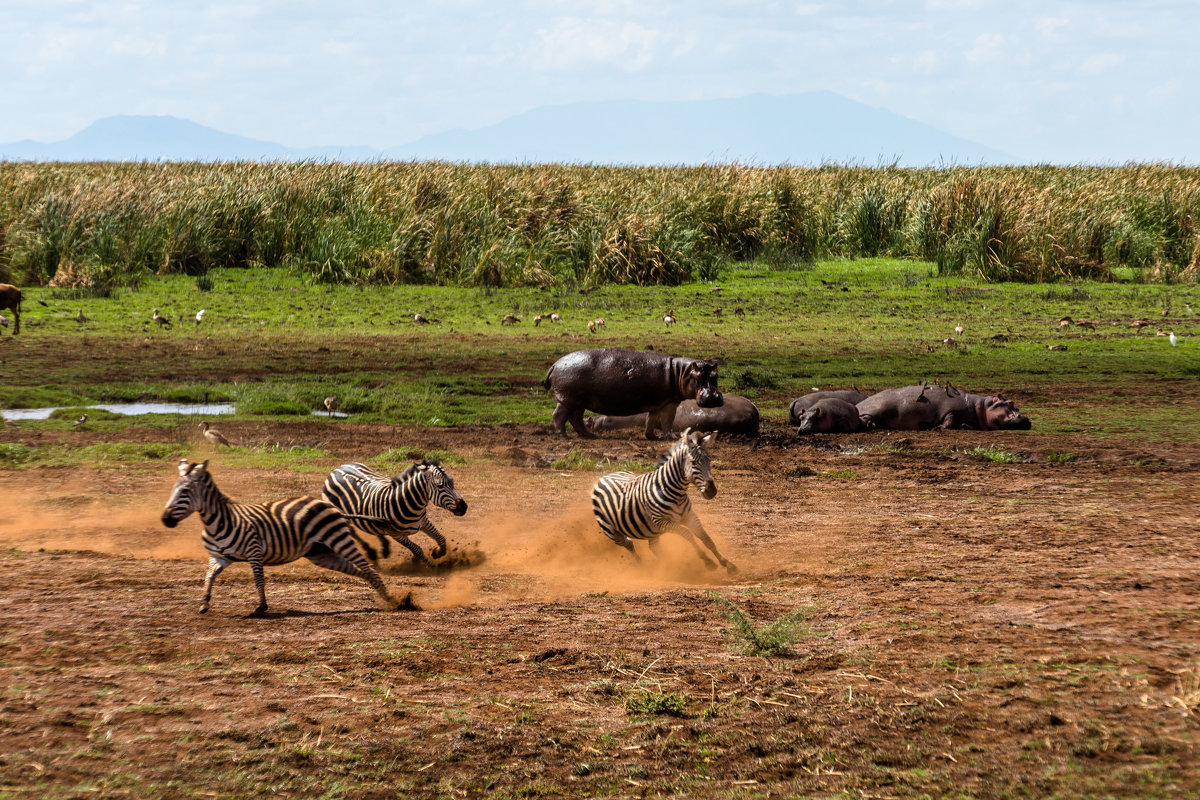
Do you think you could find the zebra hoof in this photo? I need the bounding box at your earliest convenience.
[250,604,268,616]
[198,605,209,614]
[725,563,739,576]
[431,546,447,560]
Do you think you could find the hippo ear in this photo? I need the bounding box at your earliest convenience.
[705,356,726,367]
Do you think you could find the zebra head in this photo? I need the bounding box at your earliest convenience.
[162,458,209,528]
[416,461,468,517]
[680,428,718,500]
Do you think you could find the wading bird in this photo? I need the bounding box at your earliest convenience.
[324,396,340,417]
[195,309,206,325]
[413,313,430,324]
[72,414,88,428]
[199,421,231,447]
[76,310,88,324]
[152,309,172,328]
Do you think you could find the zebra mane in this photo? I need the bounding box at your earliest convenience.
[393,458,442,482]
[654,439,689,468]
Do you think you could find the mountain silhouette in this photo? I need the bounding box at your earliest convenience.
[0,93,1011,165]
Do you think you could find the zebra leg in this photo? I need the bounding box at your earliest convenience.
[605,531,642,561]
[199,555,232,613]
[392,535,436,568]
[306,549,401,611]
[678,510,738,574]
[250,560,269,615]
[421,519,448,560]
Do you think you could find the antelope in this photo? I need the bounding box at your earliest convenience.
[0,284,21,335]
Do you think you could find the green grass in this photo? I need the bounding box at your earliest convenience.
[963,445,1028,463]
[2,258,1197,444]
[708,593,817,658]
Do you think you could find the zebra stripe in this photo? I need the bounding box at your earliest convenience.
[161,459,400,614]
[590,429,737,573]
[321,461,467,566]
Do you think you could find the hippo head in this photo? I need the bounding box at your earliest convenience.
[983,396,1031,430]
[682,358,723,409]
[795,406,830,434]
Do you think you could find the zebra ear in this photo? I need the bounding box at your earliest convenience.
[680,427,692,442]
[703,432,716,445]
[177,458,191,476]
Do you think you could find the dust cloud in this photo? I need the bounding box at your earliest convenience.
[0,488,206,561]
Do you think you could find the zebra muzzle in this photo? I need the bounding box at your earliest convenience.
[161,512,180,528]
[452,499,468,516]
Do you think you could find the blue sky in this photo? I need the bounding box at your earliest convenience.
[2,0,1195,163]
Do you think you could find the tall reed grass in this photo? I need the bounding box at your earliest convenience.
[0,161,1196,287]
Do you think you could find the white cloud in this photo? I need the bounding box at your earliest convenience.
[536,18,668,72]
[965,32,1006,64]
[1078,52,1126,76]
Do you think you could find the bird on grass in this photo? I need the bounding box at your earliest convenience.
[3,418,16,429]
[199,421,231,447]
[72,414,88,428]
[549,313,561,323]
[663,313,676,326]
[76,310,88,324]
[195,309,206,325]
[324,396,340,417]
[501,314,520,326]
[954,324,964,336]
[152,309,172,328]
[1129,319,1151,333]
[533,315,544,326]
[0,315,8,329]
[1169,332,1178,347]
[413,313,430,324]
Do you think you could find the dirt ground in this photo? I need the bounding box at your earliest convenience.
[2,418,1199,798]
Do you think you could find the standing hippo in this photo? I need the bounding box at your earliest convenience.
[794,398,869,434]
[544,348,723,439]
[856,384,1031,431]
[585,394,759,437]
[788,389,869,426]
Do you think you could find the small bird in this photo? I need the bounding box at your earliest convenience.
[1047,344,1068,351]
[663,313,676,326]
[587,319,597,334]
[36,299,49,308]
[194,309,206,325]
[72,414,88,428]
[1129,319,1151,333]
[413,313,430,324]
[76,309,88,324]
[549,313,561,323]
[152,309,172,328]
[942,337,957,347]
[954,324,964,336]
[501,314,519,326]
[533,315,543,326]
[1058,317,1074,328]
[713,307,722,317]
[1169,332,1178,347]
[324,396,339,417]
[710,286,723,294]
[0,315,8,329]
[1074,320,1096,331]
[734,307,745,319]
[1186,304,1194,316]
[1156,328,1168,337]
[1161,309,1170,317]
[199,421,231,447]
[3,418,16,429]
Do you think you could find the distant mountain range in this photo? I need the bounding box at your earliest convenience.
[0,92,1012,166]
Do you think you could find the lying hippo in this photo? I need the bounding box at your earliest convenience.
[544,348,722,439]
[795,398,869,434]
[856,384,1031,431]
[585,394,759,437]
[788,389,869,426]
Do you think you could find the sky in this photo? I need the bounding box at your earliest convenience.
[1,0,1196,163]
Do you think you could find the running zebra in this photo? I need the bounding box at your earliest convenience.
[322,461,467,566]
[161,459,403,615]
[590,429,737,573]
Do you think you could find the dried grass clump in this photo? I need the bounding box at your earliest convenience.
[1,162,1198,288]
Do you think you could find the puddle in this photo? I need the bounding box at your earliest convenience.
[311,410,350,418]
[2,402,237,420]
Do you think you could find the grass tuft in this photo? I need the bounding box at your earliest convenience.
[708,593,816,658]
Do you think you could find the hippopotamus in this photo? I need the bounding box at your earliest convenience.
[544,348,723,439]
[794,398,869,434]
[584,394,759,437]
[855,384,1031,431]
[788,389,869,426]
